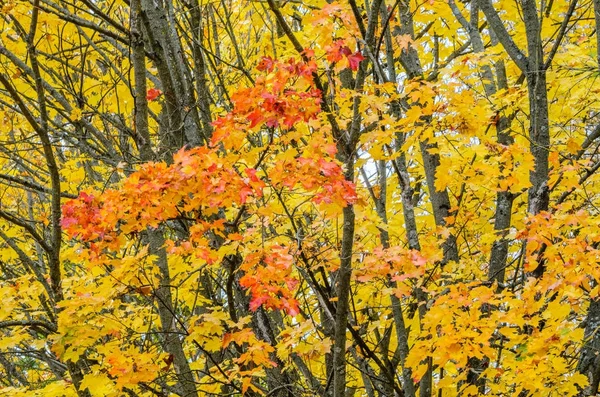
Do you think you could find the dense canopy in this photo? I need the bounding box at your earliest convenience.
[0,0,599,396]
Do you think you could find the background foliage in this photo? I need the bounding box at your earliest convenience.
[0,0,599,396]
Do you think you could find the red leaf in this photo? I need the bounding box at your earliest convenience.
[318,159,340,177]
[79,191,95,203]
[246,109,263,128]
[282,298,300,316]
[245,168,260,183]
[347,51,365,71]
[257,56,275,72]
[265,118,279,128]
[339,46,352,56]
[249,295,268,311]
[239,185,253,204]
[60,216,77,229]
[146,88,162,101]
[325,40,347,63]
[302,48,315,59]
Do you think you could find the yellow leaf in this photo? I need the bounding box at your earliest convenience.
[80,373,119,397]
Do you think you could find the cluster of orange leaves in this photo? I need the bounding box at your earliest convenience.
[212,56,322,135]
[61,56,357,315]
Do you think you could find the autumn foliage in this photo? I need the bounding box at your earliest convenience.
[1,0,600,397]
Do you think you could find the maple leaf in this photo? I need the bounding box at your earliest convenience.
[249,295,269,312]
[245,168,260,182]
[146,87,162,101]
[339,46,352,57]
[239,185,253,204]
[318,159,341,177]
[347,51,365,71]
[161,354,174,371]
[302,48,315,59]
[79,191,95,203]
[246,109,263,128]
[396,34,413,52]
[80,373,117,396]
[325,40,349,63]
[256,56,275,72]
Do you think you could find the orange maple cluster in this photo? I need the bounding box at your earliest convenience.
[61,147,264,246]
[324,39,365,71]
[270,152,358,206]
[211,56,322,144]
[239,246,300,316]
[61,55,358,316]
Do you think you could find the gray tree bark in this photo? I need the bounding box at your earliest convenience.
[578,299,600,396]
[131,2,198,395]
[140,0,203,156]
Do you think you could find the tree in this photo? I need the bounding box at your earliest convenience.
[0,0,599,396]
